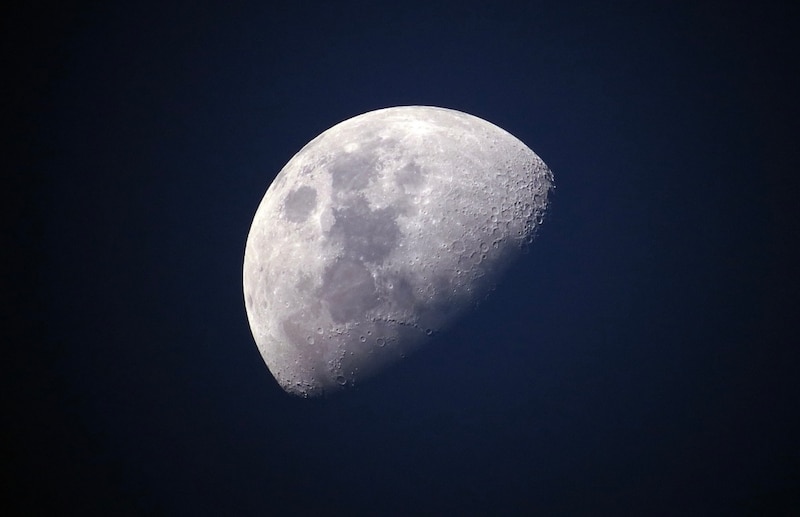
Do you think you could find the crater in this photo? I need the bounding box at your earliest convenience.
[282,186,317,223]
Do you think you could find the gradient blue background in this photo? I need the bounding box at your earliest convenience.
[6,1,797,514]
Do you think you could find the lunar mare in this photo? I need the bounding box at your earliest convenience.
[243,106,553,397]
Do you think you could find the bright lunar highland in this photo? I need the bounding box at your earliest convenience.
[244,106,553,397]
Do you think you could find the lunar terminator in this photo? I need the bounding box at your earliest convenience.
[244,106,553,397]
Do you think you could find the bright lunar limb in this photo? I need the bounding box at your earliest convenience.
[243,106,553,397]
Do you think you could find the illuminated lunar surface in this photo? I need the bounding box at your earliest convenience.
[243,106,553,397]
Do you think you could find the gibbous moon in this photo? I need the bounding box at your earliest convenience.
[244,106,553,397]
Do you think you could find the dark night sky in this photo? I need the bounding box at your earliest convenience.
[5,1,798,515]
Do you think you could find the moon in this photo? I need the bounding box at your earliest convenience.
[243,106,553,397]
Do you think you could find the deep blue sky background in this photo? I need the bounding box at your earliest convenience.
[6,1,798,515]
